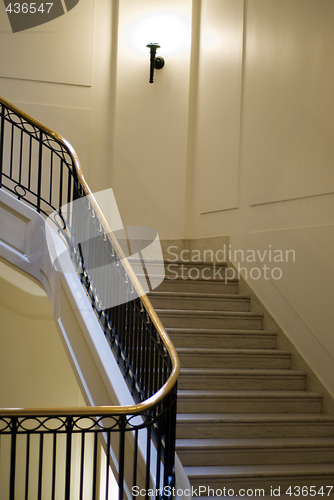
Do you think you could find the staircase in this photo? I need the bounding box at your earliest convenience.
[149,260,334,498]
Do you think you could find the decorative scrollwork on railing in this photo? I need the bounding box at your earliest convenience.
[0,412,160,435]
[13,183,27,199]
[3,108,41,138]
[0,417,11,432]
[42,135,75,165]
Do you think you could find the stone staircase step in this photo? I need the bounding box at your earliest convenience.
[149,291,250,311]
[155,257,334,492]
[177,390,323,413]
[176,437,334,466]
[184,463,334,494]
[179,368,305,390]
[167,328,277,349]
[130,259,228,279]
[156,276,239,294]
[156,309,263,329]
[176,412,334,438]
[176,348,290,369]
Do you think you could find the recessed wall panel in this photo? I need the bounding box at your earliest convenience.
[0,0,94,85]
[243,0,334,206]
[192,0,243,214]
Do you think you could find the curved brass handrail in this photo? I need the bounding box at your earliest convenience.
[0,96,180,417]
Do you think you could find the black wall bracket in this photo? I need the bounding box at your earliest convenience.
[146,43,165,84]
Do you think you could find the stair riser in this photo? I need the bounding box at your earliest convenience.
[177,397,322,414]
[177,447,334,467]
[157,280,238,294]
[176,422,334,439]
[159,315,262,330]
[177,354,290,369]
[150,297,249,312]
[187,476,334,496]
[169,333,277,349]
[178,375,305,391]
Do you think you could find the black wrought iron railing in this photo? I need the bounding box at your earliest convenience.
[0,97,179,500]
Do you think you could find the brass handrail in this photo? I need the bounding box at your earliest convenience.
[0,96,180,417]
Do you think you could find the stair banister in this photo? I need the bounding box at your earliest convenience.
[0,96,180,500]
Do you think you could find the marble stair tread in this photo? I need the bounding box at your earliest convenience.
[156,276,239,285]
[176,348,291,368]
[176,412,334,438]
[166,327,276,336]
[176,347,289,355]
[176,436,334,449]
[150,291,249,299]
[158,310,263,329]
[164,260,228,267]
[141,274,236,283]
[177,390,323,413]
[156,277,239,293]
[178,390,322,398]
[156,309,262,318]
[177,412,334,423]
[150,291,250,311]
[184,462,334,477]
[180,368,303,375]
[130,259,228,267]
[167,328,277,348]
[179,368,305,387]
[176,349,291,369]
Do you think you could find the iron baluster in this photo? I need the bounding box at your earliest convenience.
[0,105,4,187]
[9,123,14,180]
[37,130,43,212]
[145,424,151,500]
[24,433,30,500]
[92,432,99,500]
[105,430,111,500]
[79,432,85,500]
[51,433,57,500]
[132,429,139,499]
[64,416,73,500]
[9,416,18,500]
[37,433,44,500]
[118,415,126,500]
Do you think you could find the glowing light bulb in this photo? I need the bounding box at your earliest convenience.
[128,11,191,56]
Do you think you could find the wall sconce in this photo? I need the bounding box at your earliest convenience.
[146,43,165,84]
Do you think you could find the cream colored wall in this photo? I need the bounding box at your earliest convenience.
[0,0,115,193]
[111,0,193,239]
[112,0,334,398]
[187,0,334,397]
[0,0,333,397]
[0,259,85,408]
